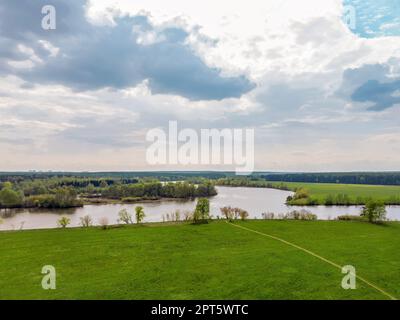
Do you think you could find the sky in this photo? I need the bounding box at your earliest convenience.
[0,0,399,172]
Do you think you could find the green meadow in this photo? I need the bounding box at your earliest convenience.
[1,220,399,300]
[270,182,400,205]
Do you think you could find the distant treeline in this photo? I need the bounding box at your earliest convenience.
[0,171,232,183]
[216,178,290,190]
[259,173,400,186]
[3,171,400,186]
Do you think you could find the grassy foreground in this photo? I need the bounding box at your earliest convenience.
[0,220,399,300]
[270,182,400,205]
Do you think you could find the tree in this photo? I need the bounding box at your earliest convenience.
[79,215,93,227]
[118,209,133,224]
[135,206,145,224]
[99,180,108,189]
[361,200,387,223]
[2,182,12,189]
[85,183,95,194]
[239,209,249,221]
[54,187,79,208]
[220,206,234,221]
[293,188,310,200]
[98,217,109,230]
[194,198,210,223]
[0,187,23,208]
[57,216,71,228]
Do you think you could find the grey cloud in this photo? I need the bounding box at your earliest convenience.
[352,79,400,111]
[338,59,400,111]
[0,0,254,101]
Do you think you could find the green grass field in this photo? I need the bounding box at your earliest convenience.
[270,182,400,205]
[1,220,399,300]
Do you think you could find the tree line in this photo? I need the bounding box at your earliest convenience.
[260,172,400,186]
[0,179,217,209]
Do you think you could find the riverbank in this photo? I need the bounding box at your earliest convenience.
[1,220,399,299]
[81,196,198,205]
[216,179,400,206]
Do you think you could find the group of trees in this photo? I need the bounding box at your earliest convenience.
[0,177,217,209]
[0,182,82,209]
[220,206,249,221]
[118,207,146,225]
[260,172,400,186]
[102,181,217,200]
[216,178,290,191]
[0,182,24,208]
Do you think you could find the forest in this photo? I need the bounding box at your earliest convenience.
[0,176,217,209]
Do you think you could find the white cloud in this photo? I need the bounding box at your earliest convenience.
[1,0,400,170]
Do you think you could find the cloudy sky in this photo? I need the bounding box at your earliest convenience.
[0,0,399,172]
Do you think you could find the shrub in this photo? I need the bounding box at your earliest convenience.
[80,215,93,227]
[261,212,275,220]
[336,215,364,221]
[325,194,335,206]
[118,209,133,224]
[174,210,181,222]
[293,188,310,200]
[99,217,109,230]
[220,206,234,221]
[0,187,24,208]
[121,197,142,203]
[135,206,145,224]
[193,198,210,223]
[361,200,387,223]
[57,216,71,228]
[183,210,193,221]
[335,193,351,206]
[239,209,249,221]
[284,210,317,221]
[220,206,249,221]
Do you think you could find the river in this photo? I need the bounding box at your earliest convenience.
[1,186,399,231]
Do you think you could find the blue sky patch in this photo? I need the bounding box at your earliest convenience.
[343,0,400,38]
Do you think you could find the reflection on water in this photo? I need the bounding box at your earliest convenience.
[1,186,399,231]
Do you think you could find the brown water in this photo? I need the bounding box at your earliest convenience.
[1,186,399,231]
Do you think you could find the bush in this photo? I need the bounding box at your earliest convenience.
[193,198,210,223]
[293,188,310,200]
[361,200,387,223]
[336,215,364,221]
[80,215,93,227]
[261,212,275,220]
[99,217,109,230]
[284,210,317,221]
[239,209,249,221]
[220,206,249,221]
[0,187,24,208]
[135,206,145,224]
[118,209,133,224]
[57,216,71,228]
[220,206,234,221]
[183,210,193,221]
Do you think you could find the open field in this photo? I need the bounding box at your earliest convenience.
[0,220,399,300]
[269,182,400,205]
